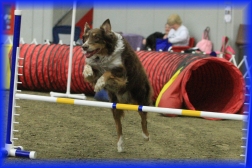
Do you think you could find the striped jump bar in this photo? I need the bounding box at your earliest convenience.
[15,93,246,121]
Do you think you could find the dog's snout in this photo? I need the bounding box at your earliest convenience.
[82,44,89,51]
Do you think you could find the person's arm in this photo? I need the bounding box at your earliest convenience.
[168,29,188,44]
[163,34,168,39]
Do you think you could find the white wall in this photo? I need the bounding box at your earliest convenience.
[5,2,92,44]
[5,2,248,60]
[17,3,54,44]
[52,5,92,27]
[93,3,247,58]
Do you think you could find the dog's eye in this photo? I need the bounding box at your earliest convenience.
[94,36,100,42]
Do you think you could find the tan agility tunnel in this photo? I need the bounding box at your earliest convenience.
[13,44,245,119]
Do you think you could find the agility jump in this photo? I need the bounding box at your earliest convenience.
[2,8,251,166]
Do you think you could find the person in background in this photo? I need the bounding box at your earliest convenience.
[167,14,190,46]
[142,24,171,50]
[162,24,171,39]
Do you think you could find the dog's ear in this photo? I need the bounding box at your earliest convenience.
[100,19,111,33]
[84,22,91,34]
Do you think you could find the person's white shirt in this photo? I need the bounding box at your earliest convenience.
[167,25,189,46]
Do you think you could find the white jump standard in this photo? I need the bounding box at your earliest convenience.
[50,1,86,100]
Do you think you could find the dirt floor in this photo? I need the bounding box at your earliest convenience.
[1,90,245,165]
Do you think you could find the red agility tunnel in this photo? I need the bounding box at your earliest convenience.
[14,44,245,119]
[136,51,245,119]
[16,44,94,95]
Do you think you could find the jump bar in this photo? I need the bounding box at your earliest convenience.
[15,93,246,121]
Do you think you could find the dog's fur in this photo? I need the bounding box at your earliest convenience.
[82,19,153,152]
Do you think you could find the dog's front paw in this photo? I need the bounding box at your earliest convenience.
[94,76,105,92]
[83,64,93,78]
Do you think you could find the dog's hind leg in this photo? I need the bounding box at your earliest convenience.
[138,111,150,141]
[112,109,124,152]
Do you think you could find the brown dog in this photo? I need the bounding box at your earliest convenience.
[82,19,152,152]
